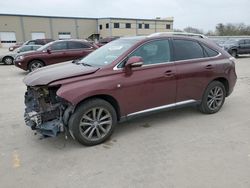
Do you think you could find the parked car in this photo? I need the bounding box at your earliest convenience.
[8,42,23,51]
[96,36,119,47]
[15,39,98,71]
[1,45,42,65]
[9,39,53,51]
[222,38,250,57]
[23,33,237,146]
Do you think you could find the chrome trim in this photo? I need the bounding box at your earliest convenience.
[174,52,222,64]
[148,32,207,39]
[127,100,196,117]
[113,42,222,71]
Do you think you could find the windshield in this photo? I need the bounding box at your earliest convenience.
[78,37,144,67]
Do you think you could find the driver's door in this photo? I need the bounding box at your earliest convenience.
[115,39,177,116]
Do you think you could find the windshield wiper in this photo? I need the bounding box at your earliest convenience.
[82,62,92,67]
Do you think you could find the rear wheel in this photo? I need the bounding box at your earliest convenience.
[28,60,44,72]
[3,56,14,65]
[199,81,226,114]
[69,99,117,146]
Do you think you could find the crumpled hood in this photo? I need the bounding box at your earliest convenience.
[23,61,99,86]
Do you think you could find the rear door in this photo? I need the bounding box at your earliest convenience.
[173,38,220,102]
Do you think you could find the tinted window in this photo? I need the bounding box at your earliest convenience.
[173,39,204,61]
[130,39,171,65]
[50,42,67,51]
[68,41,90,49]
[202,44,219,57]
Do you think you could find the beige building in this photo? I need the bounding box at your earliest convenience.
[0,14,173,47]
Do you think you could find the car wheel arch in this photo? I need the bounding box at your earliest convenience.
[3,56,14,64]
[27,59,45,69]
[206,77,229,97]
[74,94,121,121]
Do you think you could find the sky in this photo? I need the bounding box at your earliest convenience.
[0,0,250,32]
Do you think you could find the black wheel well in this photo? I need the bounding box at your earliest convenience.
[75,95,121,121]
[3,56,14,60]
[27,59,45,69]
[213,77,229,96]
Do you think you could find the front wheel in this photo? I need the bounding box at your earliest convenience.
[28,60,44,72]
[199,81,226,114]
[69,99,117,146]
[3,56,14,65]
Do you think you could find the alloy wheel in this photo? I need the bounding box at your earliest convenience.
[79,107,112,142]
[206,86,224,111]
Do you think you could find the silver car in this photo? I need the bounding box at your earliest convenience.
[0,45,42,65]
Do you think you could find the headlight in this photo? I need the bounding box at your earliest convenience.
[16,55,24,61]
[9,47,14,51]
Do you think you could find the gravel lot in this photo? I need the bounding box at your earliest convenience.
[0,48,249,188]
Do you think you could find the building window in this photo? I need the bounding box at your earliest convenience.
[138,23,142,29]
[106,23,109,29]
[126,23,131,28]
[166,24,171,29]
[145,24,150,29]
[58,32,71,39]
[99,25,103,30]
[114,23,120,28]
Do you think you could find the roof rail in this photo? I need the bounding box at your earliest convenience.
[148,32,207,39]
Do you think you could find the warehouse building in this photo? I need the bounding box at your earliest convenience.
[0,14,174,47]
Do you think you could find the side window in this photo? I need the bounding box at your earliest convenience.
[129,40,171,65]
[173,39,205,61]
[202,44,219,57]
[20,46,32,52]
[68,41,90,49]
[244,39,250,45]
[50,42,67,51]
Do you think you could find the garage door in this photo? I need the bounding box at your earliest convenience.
[0,32,16,47]
[31,32,45,40]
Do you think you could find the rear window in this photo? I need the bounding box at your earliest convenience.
[202,44,219,57]
[173,39,204,61]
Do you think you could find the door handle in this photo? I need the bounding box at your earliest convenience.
[205,64,213,70]
[164,70,175,77]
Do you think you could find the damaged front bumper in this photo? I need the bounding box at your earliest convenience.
[24,86,72,137]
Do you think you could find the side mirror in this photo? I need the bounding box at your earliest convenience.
[125,56,143,69]
[47,48,51,54]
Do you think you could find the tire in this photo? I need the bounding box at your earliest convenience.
[199,81,226,114]
[3,56,14,65]
[69,98,117,146]
[28,60,44,72]
[231,50,238,58]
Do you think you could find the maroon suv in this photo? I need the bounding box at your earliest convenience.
[15,39,97,72]
[23,33,237,146]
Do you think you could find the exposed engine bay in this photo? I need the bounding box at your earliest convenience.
[24,86,73,137]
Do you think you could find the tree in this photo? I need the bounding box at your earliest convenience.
[215,23,250,35]
[183,27,203,34]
